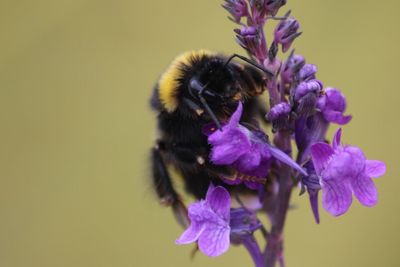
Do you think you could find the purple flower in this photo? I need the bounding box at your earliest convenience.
[274,17,301,53]
[176,185,231,257]
[208,102,272,177]
[317,88,352,125]
[207,102,307,178]
[310,129,386,216]
[223,0,249,23]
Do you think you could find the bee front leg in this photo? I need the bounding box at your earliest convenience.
[151,145,189,228]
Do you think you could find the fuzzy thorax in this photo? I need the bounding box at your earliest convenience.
[158,50,214,112]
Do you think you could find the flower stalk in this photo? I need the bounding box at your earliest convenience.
[230,2,298,265]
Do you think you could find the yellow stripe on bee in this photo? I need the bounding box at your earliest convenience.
[158,50,214,112]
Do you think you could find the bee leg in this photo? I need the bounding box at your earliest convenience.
[151,145,189,228]
[182,97,204,116]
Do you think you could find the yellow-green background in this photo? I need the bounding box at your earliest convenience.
[0,0,398,266]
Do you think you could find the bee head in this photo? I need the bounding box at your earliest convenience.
[199,59,243,101]
[186,59,244,129]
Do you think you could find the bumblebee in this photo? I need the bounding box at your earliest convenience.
[150,50,272,226]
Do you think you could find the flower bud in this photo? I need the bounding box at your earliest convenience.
[236,26,258,36]
[281,54,305,85]
[235,26,260,55]
[223,0,249,23]
[299,64,317,81]
[293,79,323,117]
[266,102,291,131]
[274,17,301,52]
[294,80,323,101]
[267,102,291,121]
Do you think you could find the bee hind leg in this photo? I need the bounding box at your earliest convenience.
[151,146,189,228]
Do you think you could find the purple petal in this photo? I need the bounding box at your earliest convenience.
[232,145,263,176]
[176,221,205,244]
[228,102,243,126]
[332,128,342,149]
[323,110,352,125]
[321,180,352,216]
[206,186,231,221]
[325,88,347,112]
[317,88,352,125]
[267,144,307,176]
[187,202,208,223]
[294,115,329,163]
[339,146,367,178]
[209,129,251,165]
[238,145,262,169]
[208,126,244,146]
[234,161,270,178]
[321,147,365,181]
[310,143,334,175]
[198,225,230,257]
[365,160,386,178]
[205,183,216,199]
[351,175,378,207]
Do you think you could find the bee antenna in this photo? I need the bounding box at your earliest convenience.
[198,91,223,131]
[224,54,274,78]
[189,79,223,131]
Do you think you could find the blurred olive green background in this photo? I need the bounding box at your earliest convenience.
[0,0,398,266]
